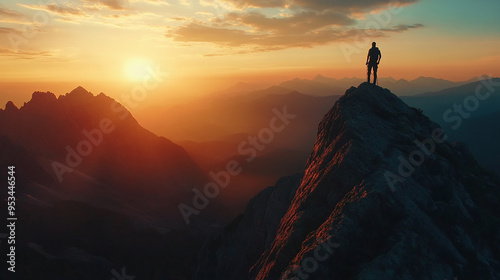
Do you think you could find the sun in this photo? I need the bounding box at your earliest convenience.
[123,58,153,82]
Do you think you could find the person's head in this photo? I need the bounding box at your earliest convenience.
[372,42,376,47]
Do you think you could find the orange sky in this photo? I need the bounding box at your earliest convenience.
[1,0,499,108]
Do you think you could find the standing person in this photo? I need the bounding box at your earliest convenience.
[366,42,381,85]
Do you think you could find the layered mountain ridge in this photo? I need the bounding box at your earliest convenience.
[0,86,206,226]
[0,87,212,279]
[194,83,500,280]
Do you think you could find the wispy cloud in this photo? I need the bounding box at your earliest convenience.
[221,0,418,11]
[169,23,257,45]
[45,4,86,16]
[17,3,87,17]
[84,0,129,10]
[0,6,27,24]
[0,6,24,19]
[0,27,21,34]
[17,1,164,30]
[0,48,54,59]
[382,23,424,32]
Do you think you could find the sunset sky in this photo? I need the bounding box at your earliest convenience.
[1,0,499,107]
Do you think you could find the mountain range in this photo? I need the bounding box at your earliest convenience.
[0,86,208,226]
[0,87,213,279]
[1,79,499,279]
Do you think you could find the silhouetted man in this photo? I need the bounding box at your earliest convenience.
[366,42,381,85]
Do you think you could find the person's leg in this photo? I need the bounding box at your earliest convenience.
[373,64,378,84]
[367,65,372,83]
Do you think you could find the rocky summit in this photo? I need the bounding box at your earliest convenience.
[194,83,500,280]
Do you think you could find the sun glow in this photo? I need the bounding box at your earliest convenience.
[124,58,154,82]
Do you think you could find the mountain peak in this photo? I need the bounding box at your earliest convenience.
[68,86,93,98]
[194,83,500,280]
[331,82,421,136]
[4,101,18,112]
[31,91,57,103]
[57,86,95,105]
[70,86,88,94]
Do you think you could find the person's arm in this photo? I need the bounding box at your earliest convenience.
[377,51,381,64]
[366,51,370,65]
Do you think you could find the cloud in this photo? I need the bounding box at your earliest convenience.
[170,22,256,45]
[0,27,20,34]
[220,10,356,34]
[382,23,423,32]
[0,48,54,59]
[292,0,418,11]
[224,0,286,8]
[168,0,422,53]
[17,3,87,17]
[84,0,129,10]
[0,7,24,19]
[18,2,164,30]
[0,6,27,23]
[46,4,86,16]
[169,22,390,54]
[223,0,418,11]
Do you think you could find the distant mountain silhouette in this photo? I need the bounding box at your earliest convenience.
[279,78,345,96]
[137,90,342,213]
[403,78,500,120]
[0,86,207,225]
[403,78,500,175]
[310,75,469,96]
[194,83,500,280]
[0,87,213,279]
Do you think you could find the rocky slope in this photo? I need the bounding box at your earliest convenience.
[194,173,302,279]
[194,83,500,280]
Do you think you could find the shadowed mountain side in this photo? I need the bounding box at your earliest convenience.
[446,111,500,175]
[194,83,500,280]
[0,199,205,280]
[194,174,302,279]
